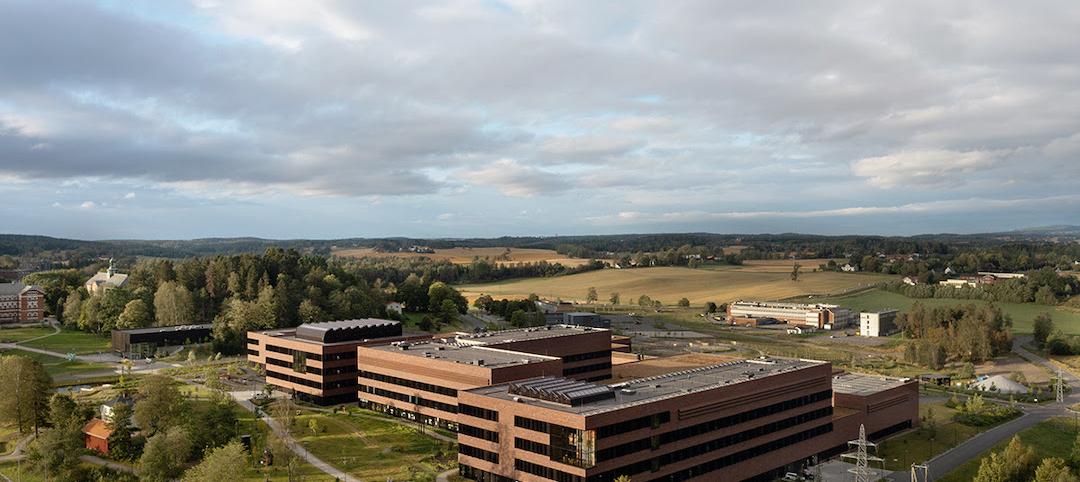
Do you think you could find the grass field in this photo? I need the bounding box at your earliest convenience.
[20,329,111,354]
[938,417,1077,482]
[0,326,55,343]
[0,348,111,379]
[334,246,599,267]
[458,265,893,305]
[877,401,1005,471]
[293,411,455,481]
[815,289,1080,334]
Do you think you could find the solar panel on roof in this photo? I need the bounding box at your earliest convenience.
[508,376,615,406]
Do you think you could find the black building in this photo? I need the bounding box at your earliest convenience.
[112,324,214,357]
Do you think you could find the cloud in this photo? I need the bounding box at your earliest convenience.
[79,201,96,209]
[851,149,1008,188]
[123,192,135,199]
[462,159,567,197]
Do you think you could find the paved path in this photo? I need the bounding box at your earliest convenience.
[231,395,362,482]
[79,455,135,473]
[0,434,34,463]
[436,468,456,482]
[902,336,1080,480]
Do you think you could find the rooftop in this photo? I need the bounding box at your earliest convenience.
[455,324,606,345]
[831,372,913,396]
[469,357,824,415]
[731,300,840,310]
[294,319,401,343]
[368,340,558,368]
[115,323,213,335]
[0,282,40,296]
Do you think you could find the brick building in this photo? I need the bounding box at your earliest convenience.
[455,358,918,482]
[455,325,613,382]
[727,301,856,330]
[0,282,45,324]
[247,319,408,405]
[357,340,563,430]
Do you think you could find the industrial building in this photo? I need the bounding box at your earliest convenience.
[558,312,609,329]
[727,301,856,330]
[859,310,899,337]
[357,340,563,430]
[246,319,407,405]
[455,358,918,482]
[112,324,213,357]
[0,282,44,324]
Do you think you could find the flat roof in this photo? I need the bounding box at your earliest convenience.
[116,324,213,335]
[831,372,912,396]
[292,319,400,343]
[368,341,558,368]
[455,324,607,345]
[468,357,825,415]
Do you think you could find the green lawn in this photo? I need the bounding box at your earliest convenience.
[20,329,112,354]
[877,401,1003,470]
[816,289,1080,334]
[293,411,456,481]
[938,417,1078,482]
[0,461,46,482]
[0,326,55,343]
[0,348,112,379]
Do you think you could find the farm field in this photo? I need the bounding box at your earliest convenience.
[333,246,599,267]
[458,266,894,305]
[815,289,1080,335]
[20,329,112,354]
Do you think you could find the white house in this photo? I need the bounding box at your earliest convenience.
[85,259,128,296]
[841,264,858,272]
[385,301,404,315]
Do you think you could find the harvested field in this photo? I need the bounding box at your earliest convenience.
[332,246,598,267]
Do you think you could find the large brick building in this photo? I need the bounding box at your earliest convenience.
[727,301,856,330]
[0,282,45,324]
[455,358,917,482]
[357,340,563,430]
[247,319,408,405]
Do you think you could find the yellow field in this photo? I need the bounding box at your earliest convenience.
[458,265,894,305]
[332,246,597,267]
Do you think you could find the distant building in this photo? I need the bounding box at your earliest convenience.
[727,300,856,330]
[100,396,133,423]
[85,258,128,295]
[0,282,45,324]
[385,301,404,315]
[841,263,858,272]
[970,374,1028,394]
[82,418,113,454]
[787,325,816,334]
[939,278,978,288]
[534,299,574,314]
[944,266,956,275]
[978,272,1027,280]
[860,310,899,337]
[902,276,917,286]
[559,312,609,328]
[112,324,214,357]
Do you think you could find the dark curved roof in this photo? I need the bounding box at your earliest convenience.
[294,319,401,343]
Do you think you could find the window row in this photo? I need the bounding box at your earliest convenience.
[562,350,612,363]
[562,362,612,377]
[359,370,458,397]
[460,424,499,443]
[460,403,499,422]
[460,444,499,464]
[358,385,459,414]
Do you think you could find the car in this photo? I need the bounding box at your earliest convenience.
[782,473,799,481]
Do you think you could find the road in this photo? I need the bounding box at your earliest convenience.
[899,336,1080,480]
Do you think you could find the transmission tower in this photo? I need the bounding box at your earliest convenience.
[911,463,930,482]
[1057,368,1066,404]
[842,424,883,482]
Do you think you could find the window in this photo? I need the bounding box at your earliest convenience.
[515,437,550,456]
[358,385,458,414]
[359,371,457,397]
[550,425,597,468]
[515,459,583,482]
[460,424,499,443]
[595,412,670,439]
[515,416,549,433]
[562,362,612,376]
[460,444,499,464]
[460,403,498,422]
[292,350,307,373]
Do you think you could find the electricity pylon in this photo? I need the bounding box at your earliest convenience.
[911,463,930,482]
[842,424,883,482]
[1057,368,1066,404]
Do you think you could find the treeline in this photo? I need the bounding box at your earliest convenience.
[36,249,478,354]
[341,256,605,284]
[882,268,1078,305]
[472,295,545,327]
[899,303,1013,368]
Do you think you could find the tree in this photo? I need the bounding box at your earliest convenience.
[0,354,52,435]
[181,441,247,482]
[791,262,801,282]
[26,395,86,481]
[974,436,1037,482]
[134,374,187,436]
[437,298,460,326]
[637,294,652,307]
[309,418,321,435]
[614,476,632,482]
[677,297,690,307]
[1033,458,1077,482]
[1070,432,1080,468]
[1034,313,1055,347]
[428,281,466,314]
[609,292,620,305]
[117,299,153,330]
[959,362,976,379]
[705,301,718,313]
[108,402,141,461]
[298,298,328,324]
[62,293,83,326]
[138,426,194,482]
[154,281,195,326]
[586,287,598,304]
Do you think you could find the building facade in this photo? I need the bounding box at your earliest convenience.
[0,282,45,324]
[85,259,128,296]
[859,310,899,337]
[357,340,563,430]
[112,324,214,356]
[727,301,855,330]
[247,319,407,405]
[455,359,918,482]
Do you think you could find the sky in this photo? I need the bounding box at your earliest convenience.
[1,0,1079,240]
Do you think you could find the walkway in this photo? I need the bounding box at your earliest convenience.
[79,455,135,474]
[0,434,34,463]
